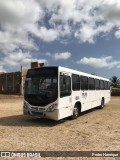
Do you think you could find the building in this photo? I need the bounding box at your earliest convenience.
[0,62,44,95]
[0,71,21,95]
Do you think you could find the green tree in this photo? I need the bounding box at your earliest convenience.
[110,76,120,87]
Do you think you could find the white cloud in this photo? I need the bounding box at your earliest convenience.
[0,65,6,72]
[0,31,36,53]
[0,0,41,26]
[100,0,120,25]
[1,0,120,71]
[1,0,120,48]
[36,0,120,43]
[2,51,32,66]
[0,0,42,53]
[45,51,71,60]
[45,52,52,57]
[114,29,120,39]
[53,52,71,60]
[117,65,120,68]
[0,50,47,71]
[37,27,59,42]
[77,56,120,69]
[75,25,96,43]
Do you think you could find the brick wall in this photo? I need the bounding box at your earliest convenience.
[0,62,45,95]
[0,72,21,94]
[21,68,28,95]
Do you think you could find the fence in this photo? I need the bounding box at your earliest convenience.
[111,88,120,96]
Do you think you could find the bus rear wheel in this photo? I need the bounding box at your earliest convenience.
[71,104,80,119]
[99,99,104,109]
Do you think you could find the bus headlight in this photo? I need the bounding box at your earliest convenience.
[46,104,58,112]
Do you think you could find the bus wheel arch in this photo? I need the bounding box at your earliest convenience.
[71,101,81,119]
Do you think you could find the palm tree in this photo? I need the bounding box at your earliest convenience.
[110,76,120,87]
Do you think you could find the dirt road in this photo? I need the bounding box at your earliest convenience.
[0,96,120,160]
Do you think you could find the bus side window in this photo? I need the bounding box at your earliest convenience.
[100,80,105,90]
[72,74,80,91]
[81,76,88,90]
[89,78,95,90]
[60,75,71,97]
[95,79,100,90]
[104,81,108,90]
[107,82,110,90]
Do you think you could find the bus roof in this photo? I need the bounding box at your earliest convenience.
[28,66,109,81]
[58,66,109,81]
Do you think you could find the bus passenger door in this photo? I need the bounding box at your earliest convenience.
[80,90,89,111]
[80,76,89,111]
[59,73,72,119]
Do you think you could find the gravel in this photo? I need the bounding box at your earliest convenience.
[0,96,120,160]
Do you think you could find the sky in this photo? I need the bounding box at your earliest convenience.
[0,0,120,79]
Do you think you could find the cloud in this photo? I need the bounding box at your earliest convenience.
[114,29,120,39]
[45,52,52,57]
[0,0,41,26]
[75,25,96,43]
[1,0,120,47]
[1,0,120,48]
[100,0,120,25]
[77,56,120,69]
[1,0,120,71]
[0,31,36,53]
[36,0,120,43]
[117,65,120,68]
[45,52,71,60]
[53,52,71,60]
[37,27,59,42]
[0,0,42,52]
[0,65,6,72]
[0,50,47,71]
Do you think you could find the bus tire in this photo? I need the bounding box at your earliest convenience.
[99,99,104,109]
[71,104,80,119]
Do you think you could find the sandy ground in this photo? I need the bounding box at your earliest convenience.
[0,96,120,160]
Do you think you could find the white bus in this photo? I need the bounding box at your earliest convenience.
[23,66,111,120]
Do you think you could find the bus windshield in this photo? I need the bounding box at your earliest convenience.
[24,67,58,106]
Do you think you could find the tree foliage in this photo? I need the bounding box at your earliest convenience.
[110,76,120,87]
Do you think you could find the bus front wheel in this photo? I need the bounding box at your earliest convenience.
[71,104,80,119]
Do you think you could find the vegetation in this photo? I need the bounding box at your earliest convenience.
[110,76,120,88]
[110,76,120,96]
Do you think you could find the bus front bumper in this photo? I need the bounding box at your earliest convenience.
[23,108,59,121]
